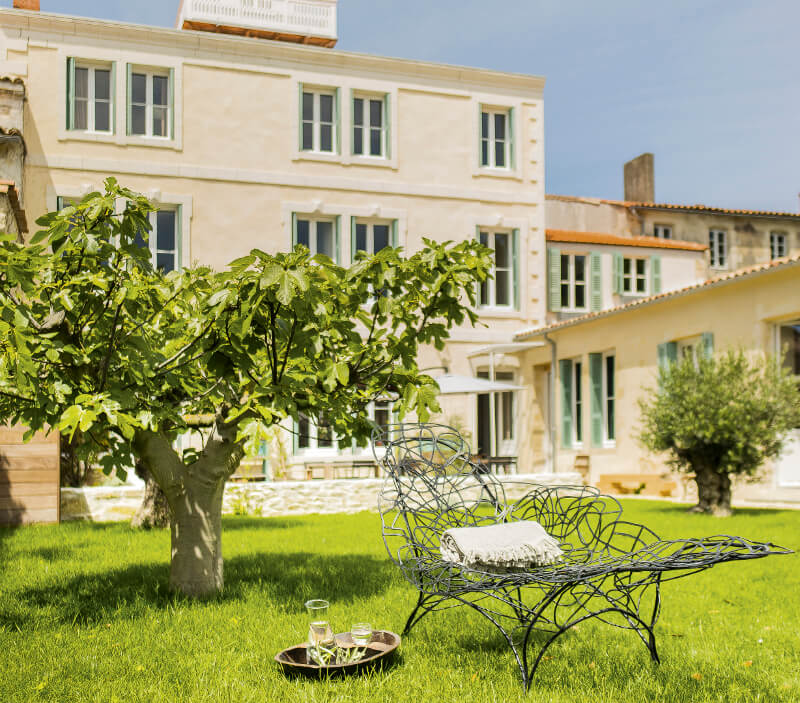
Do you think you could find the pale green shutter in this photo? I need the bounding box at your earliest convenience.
[589,353,603,447]
[126,63,132,136]
[334,215,341,264]
[292,419,299,454]
[391,219,398,248]
[335,88,341,154]
[548,248,561,312]
[291,213,298,247]
[590,252,602,312]
[66,57,75,130]
[298,83,304,150]
[384,93,391,159]
[559,359,573,448]
[612,253,623,294]
[109,62,116,135]
[657,342,677,369]
[168,67,175,140]
[701,332,714,359]
[650,255,662,294]
[512,228,520,310]
[508,107,515,170]
[350,216,358,261]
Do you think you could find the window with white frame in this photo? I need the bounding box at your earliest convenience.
[603,352,615,443]
[770,232,787,260]
[297,414,335,451]
[480,107,511,169]
[301,89,337,154]
[129,68,171,138]
[479,229,515,308]
[294,216,337,261]
[476,370,515,456]
[709,229,727,267]
[353,95,387,158]
[134,208,180,273]
[572,359,583,446]
[353,220,392,255]
[654,224,672,239]
[559,253,587,311]
[68,62,113,133]
[622,257,648,294]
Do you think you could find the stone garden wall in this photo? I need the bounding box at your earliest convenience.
[60,473,582,522]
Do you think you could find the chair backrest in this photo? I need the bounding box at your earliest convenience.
[375,424,507,568]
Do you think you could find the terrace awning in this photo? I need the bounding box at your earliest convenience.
[432,374,523,395]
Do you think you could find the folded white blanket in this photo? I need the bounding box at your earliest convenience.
[440,520,563,569]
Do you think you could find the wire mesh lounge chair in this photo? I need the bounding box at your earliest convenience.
[375,423,792,690]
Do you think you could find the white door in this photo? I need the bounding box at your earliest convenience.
[776,322,800,486]
[776,430,800,487]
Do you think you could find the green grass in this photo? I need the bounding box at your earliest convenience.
[0,500,798,702]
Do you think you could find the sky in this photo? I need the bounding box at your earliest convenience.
[3,0,799,212]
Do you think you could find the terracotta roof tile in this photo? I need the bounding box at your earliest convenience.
[602,199,800,219]
[546,229,707,251]
[515,254,800,340]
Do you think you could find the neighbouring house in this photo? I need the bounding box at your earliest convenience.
[509,254,800,505]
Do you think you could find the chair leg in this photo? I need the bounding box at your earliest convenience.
[403,592,433,636]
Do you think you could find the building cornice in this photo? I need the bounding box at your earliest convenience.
[0,9,545,97]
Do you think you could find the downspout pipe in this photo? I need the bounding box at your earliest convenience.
[543,332,557,475]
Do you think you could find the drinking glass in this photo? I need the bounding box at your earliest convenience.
[350,622,373,646]
[305,599,333,648]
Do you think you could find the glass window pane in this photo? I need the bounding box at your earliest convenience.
[298,415,310,449]
[316,221,333,258]
[574,255,586,282]
[607,399,615,440]
[494,113,506,140]
[494,233,509,268]
[373,224,390,252]
[319,94,333,123]
[480,281,489,307]
[369,99,382,128]
[152,106,168,137]
[495,140,505,168]
[152,75,168,107]
[95,102,110,132]
[94,69,110,100]
[479,232,488,247]
[156,211,176,251]
[318,419,333,447]
[636,259,646,275]
[561,283,570,308]
[353,98,363,126]
[75,67,89,98]
[355,223,367,252]
[131,73,146,104]
[481,140,489,166]
[302,123,313,151]
[131,105,146,135]
[133,227,148,250]
[560,255,570,281]
[496,270,509,305]
[156,252,174,273]
[481,112,489,139]
[606,355,614,396]
[623,258,631,275]
[353,126,363,154]
[370,128,382,156]
[302,92,314,121]
[296,219,310,248]
[74,99,88,130]
[575,283,585,309]
[320,124,332,152]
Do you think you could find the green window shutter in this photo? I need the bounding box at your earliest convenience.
[384,93,391,159]
[548,248,561,312]
[512,228,520,310]
[335,88,341,155]
[350,216,358,261]
[590,251,602,312]
[126,63,132,136]
[334,215,341,264]
[291,213,298,248]
[66,57,75,130]
[650,255,662,294]
[168,67,175,140]
[589,353,603,447]
[297,83,304,151]
[612,253,623,294]
[292,419,299,454]
[657,342,678,369]
[109,62,116,135]
[508,107,515,170]
[477,103,483,168]
[701,332,714,359]
[391,219,398,248]
[559,359,573,448]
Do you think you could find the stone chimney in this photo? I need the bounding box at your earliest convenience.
[624,153,655,203]
[13,0,40,10]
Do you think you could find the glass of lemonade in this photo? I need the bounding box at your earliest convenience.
[305,599,334,650]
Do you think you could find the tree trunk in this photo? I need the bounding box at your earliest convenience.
[60,432,92,487]
[131,459,171,529]
[168,474,227,597]
[690,465,733,517]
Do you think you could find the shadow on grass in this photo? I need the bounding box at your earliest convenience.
[2,551,396,629]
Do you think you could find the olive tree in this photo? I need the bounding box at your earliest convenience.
[0,179,492,596]
[638,349,800,516]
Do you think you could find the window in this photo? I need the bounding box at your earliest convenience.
[622,257,648,294]
[297,414,335,451]
[301,88,337,154]
[478,229,517,308]
[353,95,387,158]
[770,232,787,260]
[654,224,672,239]
[709,229,727,268]
[480,108,511,169]
[353,220,393,256]
[559,254,587,311]
[128,67,172,138]
[294,216,337,261]
[476,371,515,456]
[603,353,615,443]
[134,208,180,273]
[559,359,583,448]
[68,61,113,133]
[573,360,583,446]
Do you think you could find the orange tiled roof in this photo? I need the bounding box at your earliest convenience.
[515,254,800,341]
[546,229,707,251]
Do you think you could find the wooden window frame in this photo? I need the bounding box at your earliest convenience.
[480,107,511,170]
[709,229,727,268]
[770,232,787,260]
[478,228,518,310]
[69,61,114,134]
[559,252,588,312]
[352,93,388,159]
[301,88,338,155]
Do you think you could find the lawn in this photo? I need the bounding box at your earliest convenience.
[0,500,798,703]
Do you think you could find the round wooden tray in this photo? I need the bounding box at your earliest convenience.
[274,630,401,678]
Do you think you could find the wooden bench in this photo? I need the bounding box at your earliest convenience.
[596,473,678,497]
